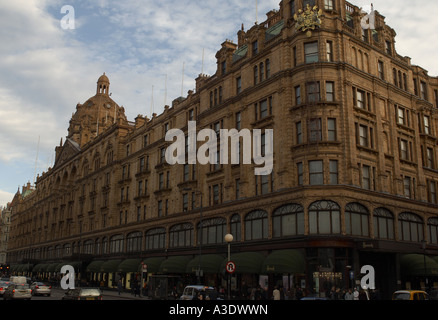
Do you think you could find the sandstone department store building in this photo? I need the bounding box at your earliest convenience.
[7,0,438,299]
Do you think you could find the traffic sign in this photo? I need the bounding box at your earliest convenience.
[226,261,236,274]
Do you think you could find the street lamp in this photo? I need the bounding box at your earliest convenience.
[225,234,233,300]
[421,239,428,291]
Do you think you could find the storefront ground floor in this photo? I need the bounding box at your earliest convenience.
[8,239,438,300]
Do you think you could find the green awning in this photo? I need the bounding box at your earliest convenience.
[100,260,122,273]
[47,263,59,273]
[220,252,265,274]
[401,254,438,276]
[21,264,33,272]
[87,260,105,273]
[38,264,50,272]
[138,257,166,273]
[159,256,191,274]
[186,254,225,274]
[32,264,46,273]
[118,259,141,273]
[261,249,305,274]
[56,261,82,272]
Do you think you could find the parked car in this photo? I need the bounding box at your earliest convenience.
[10,276,27,284]
[0,281,11,297]
[30,282,52,297]
[3,283,32,300]
[392,290,429,300]
[62,288,103,300]
[180,285,220,300]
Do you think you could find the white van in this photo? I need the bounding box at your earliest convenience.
[10,276,27,284]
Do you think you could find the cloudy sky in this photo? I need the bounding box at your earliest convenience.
[0,0,437,207]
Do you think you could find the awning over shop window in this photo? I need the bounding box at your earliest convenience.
[261,249,305,274]
[400,254,438,276]
[87,260,105,273]
[47,263,59,273]
[138,257,166,273]
[220,252,265,274]
[186,254,225,274]
[100,260,122,273]
[32,264,46,273]
[118,259,141,273]
[159,256,191,274]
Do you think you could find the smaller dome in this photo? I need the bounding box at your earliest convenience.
[98,73,109,83]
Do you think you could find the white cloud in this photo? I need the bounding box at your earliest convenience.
[0,190,15,208]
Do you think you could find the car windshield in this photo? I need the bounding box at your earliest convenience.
[35,283,47,286]
[393,292,411,300]
[80,289,101,296]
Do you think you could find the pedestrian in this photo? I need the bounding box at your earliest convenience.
[272,286,280,300]
[344,289,354,300]
[117,279,123,295]
[353,287,359,300]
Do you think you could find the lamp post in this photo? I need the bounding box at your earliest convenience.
[225,234,233,300]
[421,240,428,291]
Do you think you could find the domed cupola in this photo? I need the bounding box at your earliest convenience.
[97,72,110,95]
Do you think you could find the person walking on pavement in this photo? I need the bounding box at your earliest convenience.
[272,286,280,300]
[353,287,359,300]
[117,279,123,296]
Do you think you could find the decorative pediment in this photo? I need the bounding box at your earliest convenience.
[54,138,81,169]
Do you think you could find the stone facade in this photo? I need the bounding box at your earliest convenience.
[6,0,438,297]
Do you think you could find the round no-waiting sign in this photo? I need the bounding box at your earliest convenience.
[226,261,236,274]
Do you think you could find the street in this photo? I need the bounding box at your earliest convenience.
[3,288,148,301]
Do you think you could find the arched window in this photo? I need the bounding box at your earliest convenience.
[345,203,369,237]
[245,210,268,240]
[83,240,94,255]
[309,200,341,234]
[102,237,108,255]
[230,214,241,242]
[63,244,71,257]
[398,213,424,242]
[272,204,305,237]
[169,223,193,248]
[373,208,394,239]
[127,231,142,252]
[428,218,438,244]
[146,228,166,250]
[110,234,124,253]
[95,239,100,255]
[198,218,226,245]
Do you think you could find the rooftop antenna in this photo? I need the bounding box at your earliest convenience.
[201,48,205,75]
[150,85,154,117]
[181,62,185,97]
[255,0,258,24]
[33,135,40,186]
[164,74,168,106]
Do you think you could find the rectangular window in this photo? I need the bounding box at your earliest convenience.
[296,121,303,144]
[427,148,434,169]
[309,118,322,142]
[183,194,188,212]
[326,81,334,102]
[158,200,163,217]
[297,162,303,186]
[424,115,431,135]
[385,41,392,55]
[420,81,428,100]
[359,125,368,147]
[309,160,324,185]
[400,139,408,160]
[213,185,220,204]
[362,165,371,190]
[378,61,384,80]
[429,181,437,204]
[329,160,338,185]
[305,42,319,63]
[324,0,334,10]
[236,77,242,94]
[326,41,333,61]
[307,81,320,102]
[356,89,365,109]
[236,179,240,199]
[403,177,411,198]
[295,85,301,105]
[328,118,337,141]
[397,107,406,125]
[252,41,258,56]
